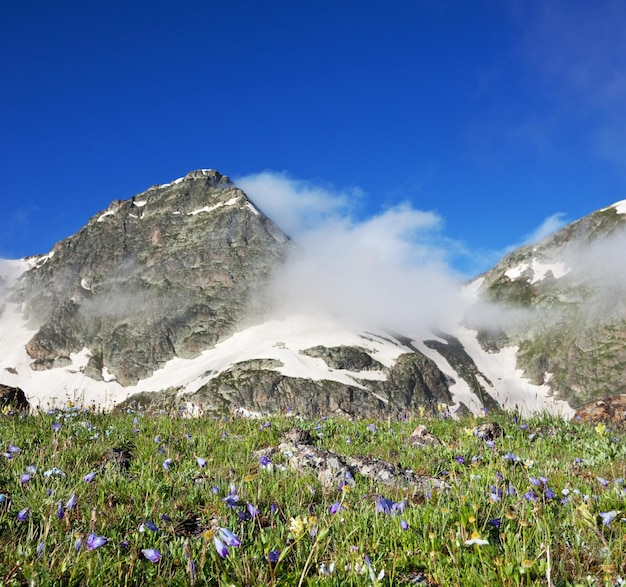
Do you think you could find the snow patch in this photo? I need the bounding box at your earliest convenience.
[133,200,147,207]
[505,259,570,283]
[453,327,574,417]
[80,279,91,291]
[247,202,260,215]
[96,209,116,222]
[602,199,626,215]
[26,252,54,269]
[188,197,241,216]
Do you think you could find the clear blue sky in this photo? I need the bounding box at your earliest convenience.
[2,0,625,274]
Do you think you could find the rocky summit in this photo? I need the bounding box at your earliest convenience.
[1,171,625,419]
[12,170,291,385]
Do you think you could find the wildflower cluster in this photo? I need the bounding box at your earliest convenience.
[0,407,625,585]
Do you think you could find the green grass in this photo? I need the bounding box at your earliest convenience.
[0,405,625,586]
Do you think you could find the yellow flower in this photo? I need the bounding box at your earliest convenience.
[289,516,306,538]
[595,423,607,436]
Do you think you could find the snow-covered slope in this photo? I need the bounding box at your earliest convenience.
[0,256,572,417]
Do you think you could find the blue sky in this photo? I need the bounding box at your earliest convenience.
[2,0,625,275]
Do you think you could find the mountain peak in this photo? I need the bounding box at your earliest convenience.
[182,169,231,184]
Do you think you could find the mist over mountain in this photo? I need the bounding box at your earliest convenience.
[0,170,624,418]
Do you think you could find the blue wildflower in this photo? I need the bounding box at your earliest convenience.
[142,548,162,563]
[83,471,97,483]
[86,533,107,550]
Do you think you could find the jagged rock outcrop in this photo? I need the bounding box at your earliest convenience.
[13,170,291,385]
[255,427,450,491]
[121,349,452,418]
[300,345,385,371]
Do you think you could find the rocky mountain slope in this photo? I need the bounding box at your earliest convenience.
[471,201,626,409]
[11,170,290,385]
[1,170,623,418]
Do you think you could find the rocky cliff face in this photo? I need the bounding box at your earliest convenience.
[473,202,626,407]
[13,170,291,385]
[120,346,452,419]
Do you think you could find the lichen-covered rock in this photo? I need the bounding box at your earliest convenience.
[574,396,626,424]
[256,427,449,492]
[300,345,385,371]
[407,425,443,447]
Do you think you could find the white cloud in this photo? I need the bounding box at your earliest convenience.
[522,212,567,244]
[235,171,360,239]
[236,171,467,338]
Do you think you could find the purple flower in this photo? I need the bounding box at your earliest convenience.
[503,453,517,462]
[376,495,394,514]
[56,501,64,520]
[52,422,61,432]
[213,535,229,558]
[258,455,272,469]
[507,482,516,496]
[8,445,20,454]
[20,474,32,484]
[196,457,206,468]
[455,455,465,465]
[65,493,77,510]
[83,471,97,483]
[489,486,502,502]
[154,435,162,444]
[36,542,45,557]
[489,517,502,529]
[222,487,239,509]
[213,527,241,558]
[400,520,409,531]
[329,501,344,515]
[529,477,542,487]
[600,510,619,526]
[545,487,556,500]
[267,549,281,563]
[367,424,378,433]
[142,520,159,532]
[218,527,241,547]
[86,533,107,550]
[246,503,260,518]
[375,495,406,515]
[162,458,173,471]
[597,477,610,488]
[74,536,83,552]
[17,508,29,521]
[523,489,538,502]
[142,548,162,563]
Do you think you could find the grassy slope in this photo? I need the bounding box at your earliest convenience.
[0,406,625,586]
